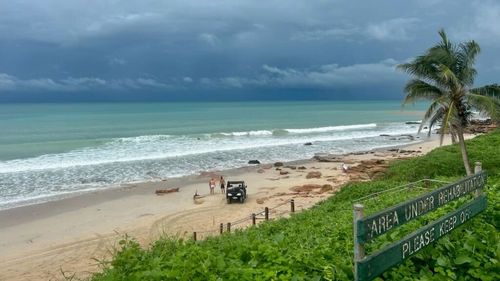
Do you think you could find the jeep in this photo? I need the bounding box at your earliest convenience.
[226,181,247,203]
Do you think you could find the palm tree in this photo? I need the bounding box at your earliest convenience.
[398,29,500,175]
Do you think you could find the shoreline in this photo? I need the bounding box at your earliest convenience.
[0,133,474,280]
[0,135,427,213]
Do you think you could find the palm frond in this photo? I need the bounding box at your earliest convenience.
[397,56,440,81]
[456,41,480,85]
[467,93,500,122]
[418,100,443,133]
[402,79,444,104]
[438,29,452,51]
[428,107,446,136]
[436,64,460,89]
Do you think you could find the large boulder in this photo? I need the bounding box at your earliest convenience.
[349,172,370,181]
[313,153,344,162]
[306,171,322,179]
[465,119,497,134]
[319,184,333,193]
[290,184,322,192]
[367,166,387,179]
[248,160,261,164]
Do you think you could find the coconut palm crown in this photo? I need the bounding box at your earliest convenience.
[398,29,500,175]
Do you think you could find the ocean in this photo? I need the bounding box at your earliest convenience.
[0,101,426,210]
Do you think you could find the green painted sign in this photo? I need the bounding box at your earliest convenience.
[357,171,487,243]
[356,195,487,281]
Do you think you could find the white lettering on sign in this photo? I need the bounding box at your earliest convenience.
[404,195,434,221]
[363,173,486,241]
[460,208,471,223]
[401,207,475,259]
[439,215,458,236]
[369,211,400,238]
[437,175,484,206]
[401,227,435,259]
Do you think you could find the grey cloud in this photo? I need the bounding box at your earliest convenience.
[0,73,68,91]
[290,18,418,42]
[0,73,17,91]
[0,1,323,45]
[291,27,359,41]
[134,78,169,89]
[365,18,418,41]
[0,0,499,100]
[260,59,405,87]
[199,33,218,46]
[0,73,170,92]
[200,59,406,89]
[108,57,127,66]
[451,0,500,45]
[0,1,164,45]
[61,77,107,88]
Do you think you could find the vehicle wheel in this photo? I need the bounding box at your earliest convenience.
[227,198,231,204]
[239,196,244,203]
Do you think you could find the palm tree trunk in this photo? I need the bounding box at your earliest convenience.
[451,130,457,144]
[457,128,472,175]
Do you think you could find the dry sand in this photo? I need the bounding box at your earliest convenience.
[0,134,473,280]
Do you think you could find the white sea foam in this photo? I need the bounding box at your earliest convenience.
[215,123,378,136]
[0,121,424,209]
[0,122,417,174]
[219,130,273,136]
[285,123,377,134]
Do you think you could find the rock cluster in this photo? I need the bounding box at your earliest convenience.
[305,171,322,179]
[347,159,389,181]
[465,119,497,134]
[313,153,344,162]
[379,133,419,141]
[155,187,179,195]
[290,184,333,194]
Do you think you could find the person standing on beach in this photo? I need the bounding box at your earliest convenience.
[209,178,216,195]
[342,163,348,173]
[220,176,226,194]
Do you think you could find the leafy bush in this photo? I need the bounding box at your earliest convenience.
[91,131,499,281]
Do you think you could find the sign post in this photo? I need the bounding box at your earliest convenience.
[353,203,365,281]
[353,170,487,281]
[474,162,483,197]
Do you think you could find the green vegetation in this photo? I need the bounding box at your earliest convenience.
[398,29,500,175]
[91,131,499,281]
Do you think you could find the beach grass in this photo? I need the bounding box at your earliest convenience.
[90,130,499,281]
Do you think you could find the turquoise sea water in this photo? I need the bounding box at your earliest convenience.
[0,101,426,209]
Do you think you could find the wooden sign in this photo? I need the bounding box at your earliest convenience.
[353,170,487,281]
[357,171,487,243]
[356,195,487,281]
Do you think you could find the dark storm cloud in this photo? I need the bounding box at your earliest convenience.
[0,0,499,101]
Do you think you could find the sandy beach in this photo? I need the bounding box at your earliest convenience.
[0,134,472,281]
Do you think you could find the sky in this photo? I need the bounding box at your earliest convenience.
[1,0,499,102]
